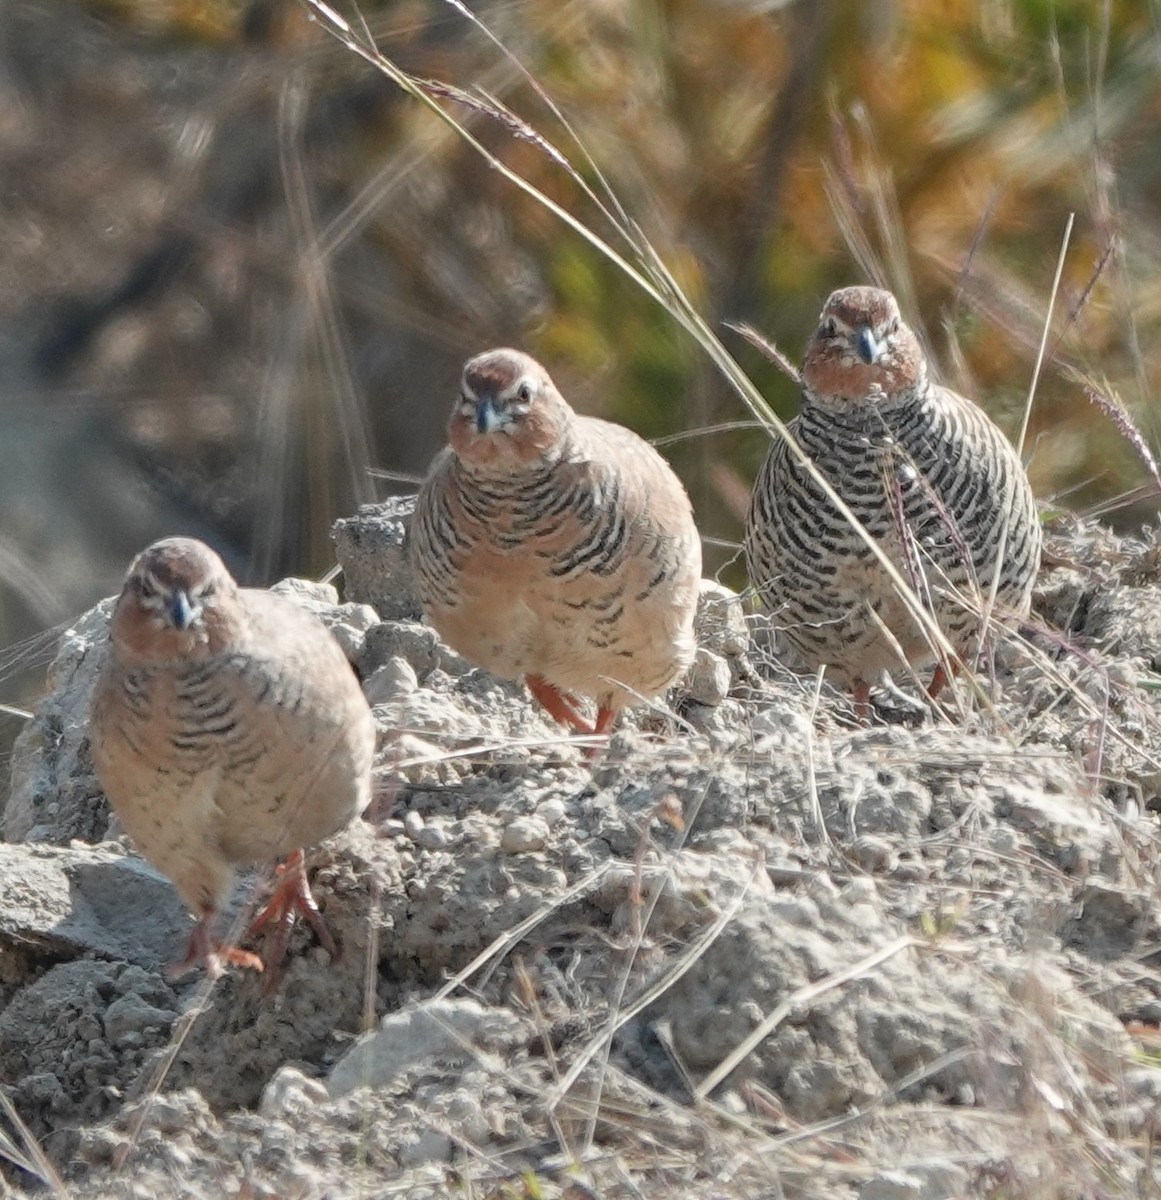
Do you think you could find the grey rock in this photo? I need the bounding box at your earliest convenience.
[259,1066,329,1119]
[1062,881,1149,960]
[359,620,451,680]
[268,577,340,607]
[537,797,566,827]
[328,998,532,1098]
[364,655,419,705]
[332,496,422,622]
[0,841,191,969]
[415,823,449,850]
[693,579,750,658]
[102,992,175,1044]
[271,578,380,660]
[0,959,177,1138]
[4,599,114,843]
[859,1163,969,1200]
[684,647,731,706]
[501,815,550,853]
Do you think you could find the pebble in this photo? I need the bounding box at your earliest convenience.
[364,656,419,705]
[501,816,550,854]
[537,798,566,827]
[693,580,750,657]
[850,834,897,873]
[415,825,448,850]
[260,1065,328,1119]
[684,648,731,706]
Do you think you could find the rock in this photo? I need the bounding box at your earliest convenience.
[269,577,340,607]
[849,834,897,872]
[684,647,731,706]
[694,579,750,657]
[692,579,759,689]
[859,1163,969,1200]
[332,497,422,622]
[363,656,419,705]
[102,991,176,1044]
[0,841,192,969]
[259,1066,329,1119]
[0,960,177,1138]
[414,823,448,850]
[270,579,381,660]
[359,620,455,680]
[4,599,114,843]
[1062,881,1150,959]
[501,815,549,853]
[327,999,532,1098]
[537,797,566,827]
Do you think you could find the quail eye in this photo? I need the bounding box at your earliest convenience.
[516,383,532,403]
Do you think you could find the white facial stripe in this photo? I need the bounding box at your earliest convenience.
[503,375,535,401]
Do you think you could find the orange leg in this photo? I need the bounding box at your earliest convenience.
[927,659,958,702]
[248,848,336,993]
[168,911,264,981]
[852,678,871,723]
[526,674,594,734]
[576,704,621,762]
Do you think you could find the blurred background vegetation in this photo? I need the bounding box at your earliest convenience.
[0,0,1158,705]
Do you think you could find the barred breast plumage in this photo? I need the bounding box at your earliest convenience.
[89,537,376,981]
[408,348,702,739]
[744,286,1041,713]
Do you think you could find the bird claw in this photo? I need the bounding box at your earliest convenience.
[247,849,337,994]
[166,849,335,992]
[167,916,264,982]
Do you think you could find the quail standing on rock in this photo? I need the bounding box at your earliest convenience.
[90,537,376,980]
[408,348,702,739]
[744,286,1041,713]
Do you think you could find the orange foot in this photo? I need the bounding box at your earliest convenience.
[248,848,336,993]
[526,674,594,734]
[168,912,264,982]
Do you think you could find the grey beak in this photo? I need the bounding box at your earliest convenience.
[855,327,880,365]
[169,588,195,631]
[475,395,501,435]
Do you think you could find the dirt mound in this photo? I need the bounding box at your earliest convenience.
[2,511,1161,1198]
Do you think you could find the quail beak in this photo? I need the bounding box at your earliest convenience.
[168,588,197,631]
[855,326,881,365]
[475,394,503,435]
